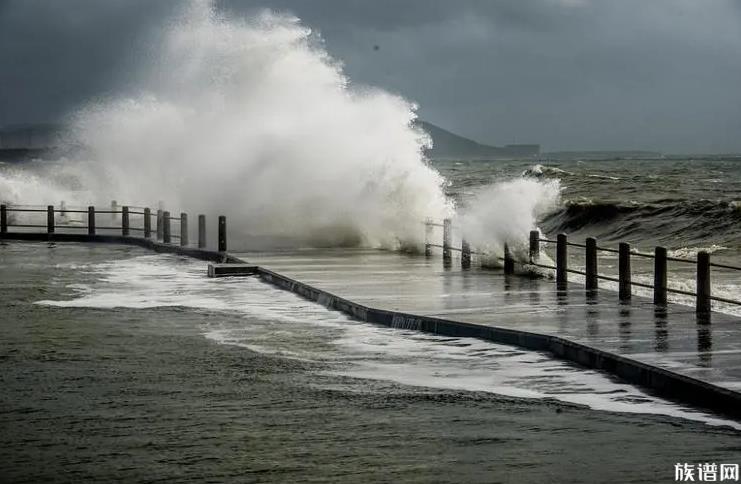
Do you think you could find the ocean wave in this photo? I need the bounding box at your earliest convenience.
[522,164,573,177]
[539,197,741,241]
[522,163,621,181]
[668,245,729,259]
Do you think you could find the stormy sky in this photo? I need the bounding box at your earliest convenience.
[1,0,740,153]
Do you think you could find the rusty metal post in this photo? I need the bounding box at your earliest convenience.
[442,218,452,263]
[122,206,129,236]
[461,238,471,269]
[163,211,171,244]
[654,246,667,305]
[218,216,227,252]
[47,205,54,234]
[143,208,151,238]
[156,209,163,240]
[556,233,567,286]
[198,215,206,248]
[696,251,711,315]
[529,230,539,263]
[88,206,95,235]
[180,213,188,246]
[504,243,515,275]
[585,237,598,291]
[619,242,631,301]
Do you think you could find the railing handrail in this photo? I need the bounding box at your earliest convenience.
[0,202,218,251]
[420,218,740,312]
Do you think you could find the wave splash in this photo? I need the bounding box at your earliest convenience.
[4,0,450,249]
[0,1,568,254]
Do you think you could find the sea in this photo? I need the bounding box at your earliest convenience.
[436,156,741,315]
[2,156,741,481]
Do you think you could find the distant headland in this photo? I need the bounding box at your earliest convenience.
[416,121,540,160]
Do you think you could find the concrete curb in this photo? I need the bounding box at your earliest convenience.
[256,266,741,419]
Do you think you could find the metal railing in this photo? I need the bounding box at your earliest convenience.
[527,232,741,314]
[422,218,741,315]
[0,201,228,252]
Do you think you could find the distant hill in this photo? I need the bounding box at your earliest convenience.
[0,121,542,161]
[416,120,539,160]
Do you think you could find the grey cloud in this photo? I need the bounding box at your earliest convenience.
[1,0,740,152]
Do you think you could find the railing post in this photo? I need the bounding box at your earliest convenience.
[156,209,163,241]
[47,205,54,234]
[461,238,471,269]
[442,218,452,262]
[88,206,95,236]
[180,213,188,246]
[696,251,711,315]
[218,215,227,252]
[1,204,7,234]
[585,237,598,291]
[654,246,667,305]
[504,243,515,275]
[556,233,567,286]
[529,230,539,263]
[111,200,117,222]
[619,242,631,301]
[163,211,171,244]
[143,208,151,238]
[122,206,129,236]
[60,200,66,217]
[424,219,433,257]
[198,215,206,249]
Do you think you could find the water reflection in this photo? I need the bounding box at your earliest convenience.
[697,324,713,367]
[653,307,669,353]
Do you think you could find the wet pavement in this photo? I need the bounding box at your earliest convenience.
[237,248,741,392]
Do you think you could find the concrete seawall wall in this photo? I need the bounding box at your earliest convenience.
[3,231,740,420]
[257,267,741,419]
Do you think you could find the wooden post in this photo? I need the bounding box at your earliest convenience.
[585,237,598,291]
[218,215,227,252]
[442,218,452,262]
[696,251,711,314]
[156,209,163,240]
[556,233,567,286]
[1,204,7,234]
[619,242,631,300]
[180,213,188,246]
[424,219,433,257]
[111,200,117,221]
[461,238,471,269]
[198,214,206,249]
[504,243,515,275]
[529,230,539,263]
[88,206,95,236]
[143,208,151,238]
[654,246,667,305]
[47,205,54,234]
[121,206,129,236]
[163,211,171,244]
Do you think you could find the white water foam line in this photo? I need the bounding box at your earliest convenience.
[35,254,741,430]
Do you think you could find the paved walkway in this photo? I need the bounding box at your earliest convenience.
[237,248,741,392]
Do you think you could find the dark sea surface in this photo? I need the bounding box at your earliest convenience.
[1,242,741,483]
[434,157,741,315]
[435,157,741,247]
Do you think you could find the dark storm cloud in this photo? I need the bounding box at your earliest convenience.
[1,0,740,152]
[0,0,178,126]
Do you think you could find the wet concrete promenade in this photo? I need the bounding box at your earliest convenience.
[237,248,741,393]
